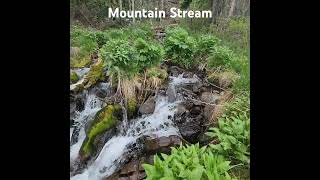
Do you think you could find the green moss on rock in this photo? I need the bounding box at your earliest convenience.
[80,104,121,159]
[70,72,79,84]
[127,98,138,119]
[83,61,105,89]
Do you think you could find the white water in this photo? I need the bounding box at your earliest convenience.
[70,74,200,180]
[70,92,104,162]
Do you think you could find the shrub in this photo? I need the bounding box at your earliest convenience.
[135,38,164,69]
[100,39,139,78]
[164,27,196,69]
[143,144,237,180]
[195,35,220,59]
[207,46,235,68]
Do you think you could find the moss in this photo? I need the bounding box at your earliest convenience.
[70,54,92,68]
[70,72,79,84]
[83,61,105,89]
[127,98,138,119]
[80,104,121,157]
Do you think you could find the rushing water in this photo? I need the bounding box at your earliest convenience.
[70,74,200,180]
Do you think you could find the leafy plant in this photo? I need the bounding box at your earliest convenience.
[206,93,250,164]
[135,38,164,69]
[143,144,237,180]
[208,46,235,68]
[100,39,139,78]
[195,35,220,59]
[164,27,196,69]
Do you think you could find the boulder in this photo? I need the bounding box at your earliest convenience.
[79,104,122,162]
[139,96,155,115]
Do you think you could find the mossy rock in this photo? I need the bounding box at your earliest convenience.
[70,71,79,84]
[127,98,138,119]
[79,104,122,160]
[83,61,105,89]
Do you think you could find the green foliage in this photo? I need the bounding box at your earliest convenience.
[143,144,237,180]
[164,27,196,69]
[208,46,235,68]
[82,61,105,89]
[195,35,220,57]
[206,93,250,164]
[100,39,140,78]
[135,38,164,69]
[70,71,79,84]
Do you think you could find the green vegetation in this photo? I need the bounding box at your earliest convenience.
[70,71,79,84]
[164,27,196,69]
[71,15,250,179]
[206,93,250,164]
[143,144,237,180]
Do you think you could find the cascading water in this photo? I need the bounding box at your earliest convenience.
[70,74,200,180]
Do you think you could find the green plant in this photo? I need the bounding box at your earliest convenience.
[135,38,164,69]
[143,144,237,180]
[195,35,220,60]
[100,39,140,78]
[208,46,235,68]
[206,93,250,164]
[165,27,196,69]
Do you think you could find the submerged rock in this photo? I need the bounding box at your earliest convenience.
[138,96,155,115]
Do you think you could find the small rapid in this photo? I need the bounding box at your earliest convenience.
[70,74,200,180]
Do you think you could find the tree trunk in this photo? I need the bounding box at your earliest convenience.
[228,0,236,17]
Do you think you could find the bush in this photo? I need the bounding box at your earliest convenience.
[164,27,196,69]
[206,93,250,164]
[143,144,237,180]
[135,38,164,69]
[195,35,220,60]
[208,46,235,68]
[100,39,139,78]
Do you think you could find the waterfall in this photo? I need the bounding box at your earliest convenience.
[70,74,200,180]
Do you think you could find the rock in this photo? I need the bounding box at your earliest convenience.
[182,72,194,78]
[71,47,81,57]
[169,66,183,77]
[144,135,182,154]
[200,92,220,104]
[203,105,214,121]
[176,104,187,116]
[179,123,201,143]
[139,96,155,115]
[79,104,122,162]
[192,82,203,93]
[190,106,201,115]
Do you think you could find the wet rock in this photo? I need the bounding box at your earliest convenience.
[176,104,187,116]
[190,106,201,115]
[179,123,201,143]
[192,82,203,93]
[182,72,194,78]
[169,66,183,77]
[139,96,155,115]
[200,92,220,104]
